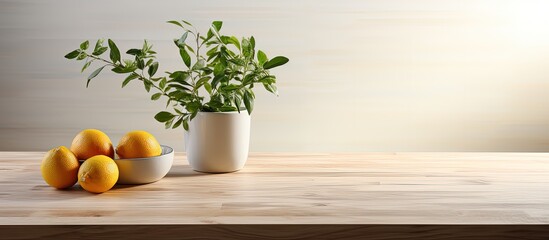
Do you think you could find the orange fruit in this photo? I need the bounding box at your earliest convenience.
[116,130,161,159]
[41,146,80,189]
[78,155,119,193]
[70,129,114,160]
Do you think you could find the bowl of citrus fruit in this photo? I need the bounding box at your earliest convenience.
[40,129,173,193]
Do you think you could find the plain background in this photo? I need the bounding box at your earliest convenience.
[1,0,549,152]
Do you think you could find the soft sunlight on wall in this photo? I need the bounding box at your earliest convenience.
[505,0,549,45]
[1,0,549,152]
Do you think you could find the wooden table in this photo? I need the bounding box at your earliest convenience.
[1,152,549,239]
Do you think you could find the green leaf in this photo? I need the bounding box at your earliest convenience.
[110,67,125,73]
[206,29,214,40]
[212,21,223,31]
[148,62,159,76]
[259,75,276,85]
[202,66,214,75]
[213,62,225,76]
[81,61,92,72]
[218,106,237,112]
[169,71,192,86]
[174,108,184,114]
[80,40,89,50]
[185,44,195,54]
[108,39,121,63]
[126,48,142,55]
[165,118,174,129]
[144,79,152,92]
[207,53,219,62]
[172,117,183,129]
[211,75,226,89]
[228,58,245,66]
[263,56,289,69]
[221,36,241,50]
[243,91,253,114]
[190,110,198,120]
[122,73,138,88]
[168,83,191,92]
[192,59,206,70]
[179,48,191,67]
[234,95,242,113]
[64,50,80,59]
[146,59,154,67]
[168,90,193,100]
[186,101,201,113]
[196,76,211,88]
[206,46,218,57]
[221,84,241,91]
[111,64,137,74]
[142,39,151,52]
[177,32,189,47]
[183,118,189,131]
[87,66,105,88]
[204,82,212,94]
[219,36,230,44]
[151,93,162,100]
[182,20,193,26]
[92,46,108,56]
[155,111,175,122]
[207,98,223,109]
[250,36,255,49]
[93,39,104,51]
[137,59,145,69]
[241,73,256,85]
[232,36,242,50]
[247,88,256,99]
[257,50,268,65]
[159,77,167,89]
[263,83,278,95]
[241,38,251,57]
[76,52,87,60]
[221,46,236,58]
[167,20,183,28]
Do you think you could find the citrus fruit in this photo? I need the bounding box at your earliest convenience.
[70,129,114,160]
[41,146,80,189]
[78,155,119,193]
[116,130,162,159]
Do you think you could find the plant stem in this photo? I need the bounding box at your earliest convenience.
[85,53,178,104]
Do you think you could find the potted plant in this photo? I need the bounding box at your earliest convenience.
[65,20,288,173]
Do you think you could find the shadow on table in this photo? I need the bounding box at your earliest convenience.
[30,184,94,199]
[111,184,141,190]
[164,165,207,178]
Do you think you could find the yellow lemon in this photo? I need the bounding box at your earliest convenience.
[116,130,161,159]
[41,146,80,189]
[78,155,119,193]
[70,129,114,160]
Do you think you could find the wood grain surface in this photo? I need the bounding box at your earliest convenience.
[1,152,549,239]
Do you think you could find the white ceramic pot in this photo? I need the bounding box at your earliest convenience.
[184,112,251,173]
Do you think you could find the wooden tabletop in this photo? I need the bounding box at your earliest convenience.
[2,152,549,239]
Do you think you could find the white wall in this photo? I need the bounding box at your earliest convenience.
[1,0,549,152]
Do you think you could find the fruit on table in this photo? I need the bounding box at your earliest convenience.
[78,155,119,193]
[40,146,80,189]
[70,129,115,160]
[116,130,162,159]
